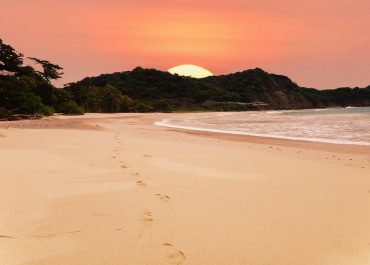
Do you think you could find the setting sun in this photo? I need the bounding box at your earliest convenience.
[168,64,213,78]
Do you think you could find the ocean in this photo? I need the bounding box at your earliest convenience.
[155,107,370,146]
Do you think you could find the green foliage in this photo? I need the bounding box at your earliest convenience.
[121,95,136,112]
[0,76,47,115]
[0,39,79,119]
[0,106,9,119]
[28,57,63,82]
[53,87,74,105]
[66,67,370,113]
[136,102,154,113]
[57,101,84,115]
[1,39,369,117]
[99,84,124,113]
[40,105,55,116]
[68,84,137,113]
[0,39,23,72]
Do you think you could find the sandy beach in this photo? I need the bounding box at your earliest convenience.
[0,113,369,265]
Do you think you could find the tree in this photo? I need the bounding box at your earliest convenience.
[121,95,136,112]
[0,39,24,72]
[28,57,63,82]
[0,39,83,119]
[99,84,124,113]
[57,101,84,115]
[0,76,54,117]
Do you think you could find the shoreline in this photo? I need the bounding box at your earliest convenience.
[155,119,370,147]
[0,113,369,265]
[2,112,370,155]
[155,118,370,156]
[154,107,370,148]
[153,112,370,157]
[169,127,370,156]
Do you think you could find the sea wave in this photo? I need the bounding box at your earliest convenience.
[154,119,370,146]
[154,107,370,146]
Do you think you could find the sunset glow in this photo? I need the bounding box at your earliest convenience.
[168,65,213,78]
[1,1,370,88]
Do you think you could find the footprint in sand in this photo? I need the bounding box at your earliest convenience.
[92,213,111,217]
[141,210,154,223]
[139,210,154,237]
[136,180,147,187]
[162,243,186,265]
[66,230,81,234]
[119,161,128,168]
[31,234,57,238]
[0,234,14,239]
[155,193,171,203]
[144,154,152,158]
[132,172,140,177]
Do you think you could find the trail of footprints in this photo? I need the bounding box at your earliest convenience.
[2,127,368,263]
[156,193,172,203]
[141,210,154,223]
[162,242,187,265]
[136,180,147,187]
[1,127,184,265]
[267,145,368,169]
[111,128,186,264]
[0,234,14,238]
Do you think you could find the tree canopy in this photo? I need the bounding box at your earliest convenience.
[29,57,63,82]
[0,39,78,119]
[0,39,23,72]
[66,67,370,112]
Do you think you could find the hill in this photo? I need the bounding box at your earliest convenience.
[1,38,370,118]
[66,67,370,112]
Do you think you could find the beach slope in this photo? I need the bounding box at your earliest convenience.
[0,114,369,265]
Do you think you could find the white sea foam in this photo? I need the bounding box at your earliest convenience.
[155,107,370,146]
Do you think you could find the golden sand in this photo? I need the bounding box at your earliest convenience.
[0,113,369,265]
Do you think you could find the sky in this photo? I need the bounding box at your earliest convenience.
[1,0,370,89]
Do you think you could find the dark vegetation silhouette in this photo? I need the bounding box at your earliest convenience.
[67,67,370,113]
[0,39,82,119]
[1,39,369,119]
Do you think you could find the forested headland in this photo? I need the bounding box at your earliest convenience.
[1,39,369,120]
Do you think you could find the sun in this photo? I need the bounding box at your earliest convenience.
[168,64,213,78]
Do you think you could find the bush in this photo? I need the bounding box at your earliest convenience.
[58,101,84,115]
[39,105,54,116]
[0,107,10,120]
[136,102,154,113]
[120,95,136,112]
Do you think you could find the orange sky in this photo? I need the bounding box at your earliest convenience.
[1,0,370,89]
